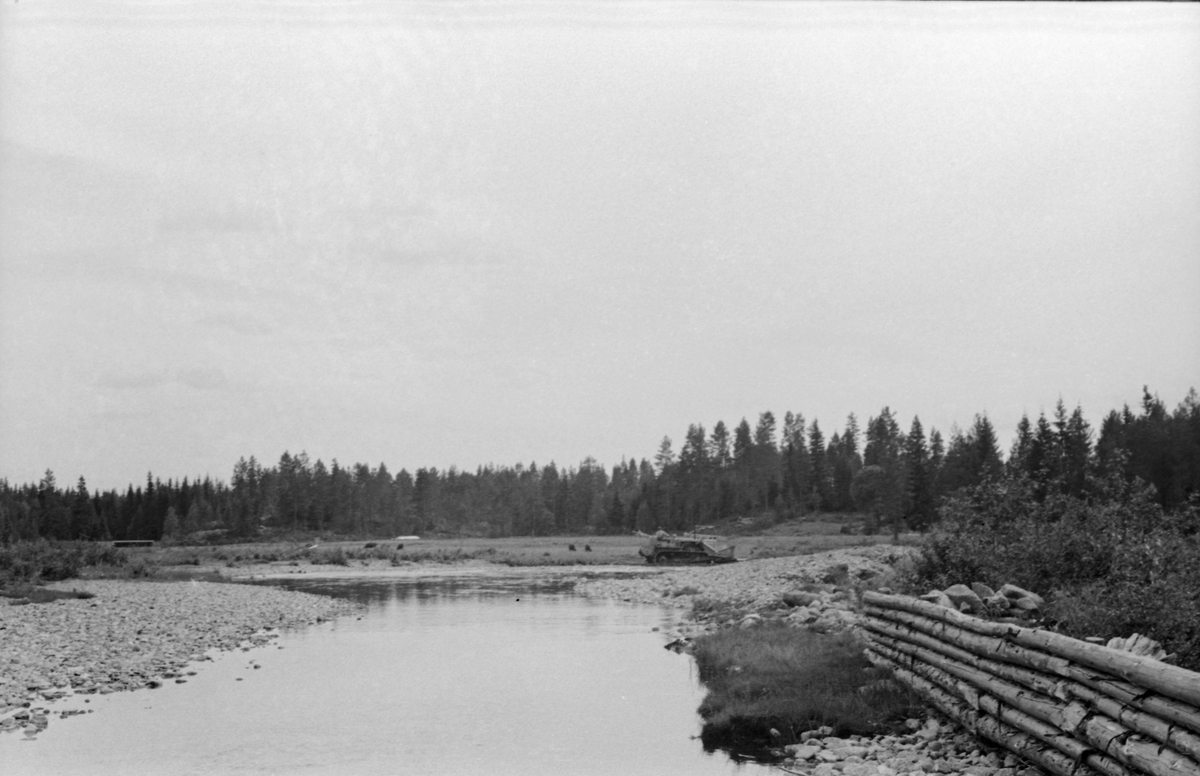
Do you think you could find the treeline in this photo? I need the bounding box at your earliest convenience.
[1,388,1196,543]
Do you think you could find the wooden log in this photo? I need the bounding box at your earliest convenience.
[864,591,1200,709]
[869,640,1131,776]
[866,604,1077,676]
[866,606,1200,737]
[865,615,1200,761]
[1066,679,1200,762]
[867,634,1200,776]
[867,649,1108,776]
[865,614,1064,694]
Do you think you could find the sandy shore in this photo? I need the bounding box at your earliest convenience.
[0,579,359,736]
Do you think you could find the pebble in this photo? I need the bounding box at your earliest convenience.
[0,579,359,736]
[575,543,1048,776]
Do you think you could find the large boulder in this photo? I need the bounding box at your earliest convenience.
[786,744,821,761]
[919,590,956,610]
[970,582,995,599]
[942,584,985,614]
[782,591,821,608]
[998,584,1045,610]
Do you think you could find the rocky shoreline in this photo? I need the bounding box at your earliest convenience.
[2,546,1046,774]
[0,579,360,737]
[576,544,913,636]
[577,546,1044,776]
[772,719,1041,776]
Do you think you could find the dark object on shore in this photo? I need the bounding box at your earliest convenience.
[396,544,404,550]
[664,637,694,654]
[364,543,377,549]
[1,587,96,605]
[638,531,736,565]
[568,544,576,551]
[584,545,592,552]
[112,540,154,548]
[782,591,821,608]
[821,564,850,584]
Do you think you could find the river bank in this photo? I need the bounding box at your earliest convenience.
[0,579,359,736]
[575,545,1043,776]
[2,540,1034,775]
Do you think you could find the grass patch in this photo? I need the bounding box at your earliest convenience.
[691,624,923,757]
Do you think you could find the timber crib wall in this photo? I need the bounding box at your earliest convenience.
[862,591,1200,776]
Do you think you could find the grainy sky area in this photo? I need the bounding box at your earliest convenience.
[1,1,1198,491]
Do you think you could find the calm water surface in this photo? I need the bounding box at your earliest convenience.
[2,569,771,776]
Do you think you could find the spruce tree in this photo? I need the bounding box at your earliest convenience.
[904,417,934,532]
[808,421,831,512]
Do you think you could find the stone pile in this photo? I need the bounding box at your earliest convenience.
[913,583,1046,622]
[577,545,914,639]
[776,718,1042,776]
[0,579,359,736]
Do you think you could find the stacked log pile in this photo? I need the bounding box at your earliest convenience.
[862,590,1200,776]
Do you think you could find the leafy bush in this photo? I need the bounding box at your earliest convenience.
[907,473,1200,670]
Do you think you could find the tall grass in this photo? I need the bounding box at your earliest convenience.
[691,624,923,755]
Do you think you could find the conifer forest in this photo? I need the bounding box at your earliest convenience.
[2,388,1197,544]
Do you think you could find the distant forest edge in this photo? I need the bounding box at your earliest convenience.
[2,387,1197,543]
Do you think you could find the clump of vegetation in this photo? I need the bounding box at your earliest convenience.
[310,546,349,566]
[691,625,923,756]
[345,544,397,561]
[0,540,127,586]
[907,473,1200,670]
[1,586,96,604]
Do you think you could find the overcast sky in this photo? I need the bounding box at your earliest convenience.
[1,1,1197,491]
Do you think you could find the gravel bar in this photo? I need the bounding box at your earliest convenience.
[0,579,359,736]
[577,545,916,612]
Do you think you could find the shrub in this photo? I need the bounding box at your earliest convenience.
[907,474,1200,670]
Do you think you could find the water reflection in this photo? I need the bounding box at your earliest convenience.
[2,570,772,776]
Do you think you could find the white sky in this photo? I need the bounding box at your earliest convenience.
[1,1,1198,491]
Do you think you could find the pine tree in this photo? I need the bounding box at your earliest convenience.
[69,476,98,539]
[928,428,945,498]
[781,412,811,512]
[972,414,1004,481]
[654,437,676,474]
[904,417,934,532]
[808,421,831,512]
[752,412,781,509]
[828,432,855,512]
[1009,414,1033,477]
[708,421,733,469]
[864,408,905,533]
[1061,405,1092,497]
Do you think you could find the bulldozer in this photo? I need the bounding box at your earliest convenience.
[637,530,737,565]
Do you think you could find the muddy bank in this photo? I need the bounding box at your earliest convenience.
[0,579,359,736]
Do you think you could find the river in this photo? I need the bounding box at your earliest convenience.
[1,568,772,775]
